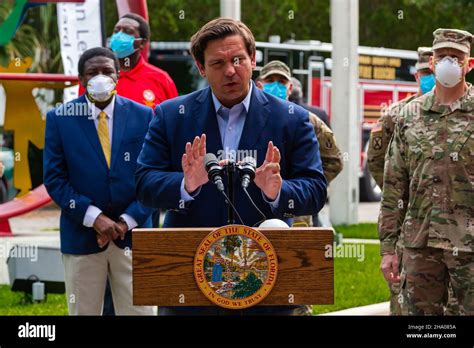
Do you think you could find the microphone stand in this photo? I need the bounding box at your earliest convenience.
[225,161,236,224]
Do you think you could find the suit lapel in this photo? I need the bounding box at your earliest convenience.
[192,87,223,155]
[238,83,270,151]
[110,95,129,170]
[75,95,109,170]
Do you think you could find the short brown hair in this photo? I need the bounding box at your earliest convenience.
[190,17,256,66]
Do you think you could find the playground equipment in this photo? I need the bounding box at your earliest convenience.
[0,69,78,236]
[0,0,147,237]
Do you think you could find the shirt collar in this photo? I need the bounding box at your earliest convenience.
[423,82,473,113]
[211,82,253,115]
[86,94,115,120]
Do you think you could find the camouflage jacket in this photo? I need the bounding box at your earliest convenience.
[368,94,418,188]
[309,112,343,183]
[379,84,474,254]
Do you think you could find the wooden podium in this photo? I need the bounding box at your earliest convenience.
[133,227,334,307]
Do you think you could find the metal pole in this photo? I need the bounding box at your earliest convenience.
[220,0,241,20]
[329,0,359,224]
[99,0,106,47]
[226,163,236,224]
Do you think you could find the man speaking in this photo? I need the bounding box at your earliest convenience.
[135,17,327,315]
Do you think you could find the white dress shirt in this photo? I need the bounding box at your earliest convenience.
[82,95,138,230]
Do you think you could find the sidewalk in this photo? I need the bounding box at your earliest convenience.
[321,201,381,224]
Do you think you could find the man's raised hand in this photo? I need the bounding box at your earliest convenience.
[182,134,208,194]
[254,141,282,201]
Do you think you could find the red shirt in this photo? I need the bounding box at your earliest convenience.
[79,57,178,109]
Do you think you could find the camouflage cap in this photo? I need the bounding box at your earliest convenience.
[260,60,292,81]
[432,28,473,54]
[415,46,433,71]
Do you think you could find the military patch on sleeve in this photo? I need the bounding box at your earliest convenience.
[325,138,333,149]
[372,136,383,150]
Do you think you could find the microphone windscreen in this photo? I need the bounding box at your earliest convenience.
[204,153,218,169]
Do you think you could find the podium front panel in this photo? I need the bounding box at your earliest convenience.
[133,227,333,306]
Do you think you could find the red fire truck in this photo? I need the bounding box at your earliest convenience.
[150,40,419,201]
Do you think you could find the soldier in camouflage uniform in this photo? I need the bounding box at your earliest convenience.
[257,60,343,316]
[368,47,435,315]
[379,28,474,316]
[368,47,434,188]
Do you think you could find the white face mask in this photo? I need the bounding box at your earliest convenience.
[87,74,116,102]
[434,56,463,88]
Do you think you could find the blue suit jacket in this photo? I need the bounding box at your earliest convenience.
[135,84,327,227]
[44,95,153,255]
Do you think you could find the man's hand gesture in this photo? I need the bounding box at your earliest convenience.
[254,141,282,201]
[182,134,208,194]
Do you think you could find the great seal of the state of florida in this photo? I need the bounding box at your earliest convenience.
[194,225,278,309]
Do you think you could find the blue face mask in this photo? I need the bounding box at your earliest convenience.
[419,74,436,94]
[109,31,140,59]
[262,81,288,100]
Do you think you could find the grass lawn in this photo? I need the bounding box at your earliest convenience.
[0,285,67,315]
[312,243,389,315]
[334,223,379,240]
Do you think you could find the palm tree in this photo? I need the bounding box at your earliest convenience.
[0,2,62,74]
[27,3,62,73]
[0,3,38,68]
[224,235,242,270]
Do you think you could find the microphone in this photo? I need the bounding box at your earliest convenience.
[238,156,256,189]
[204,153,244,224]
[204,153,225,192]
[238,156,267,226]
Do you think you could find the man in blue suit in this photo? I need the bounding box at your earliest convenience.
[44,47,154,315]
[135,18,327,315]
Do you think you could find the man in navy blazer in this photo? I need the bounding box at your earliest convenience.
[44,47,154,315]
[135,18,327,315]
